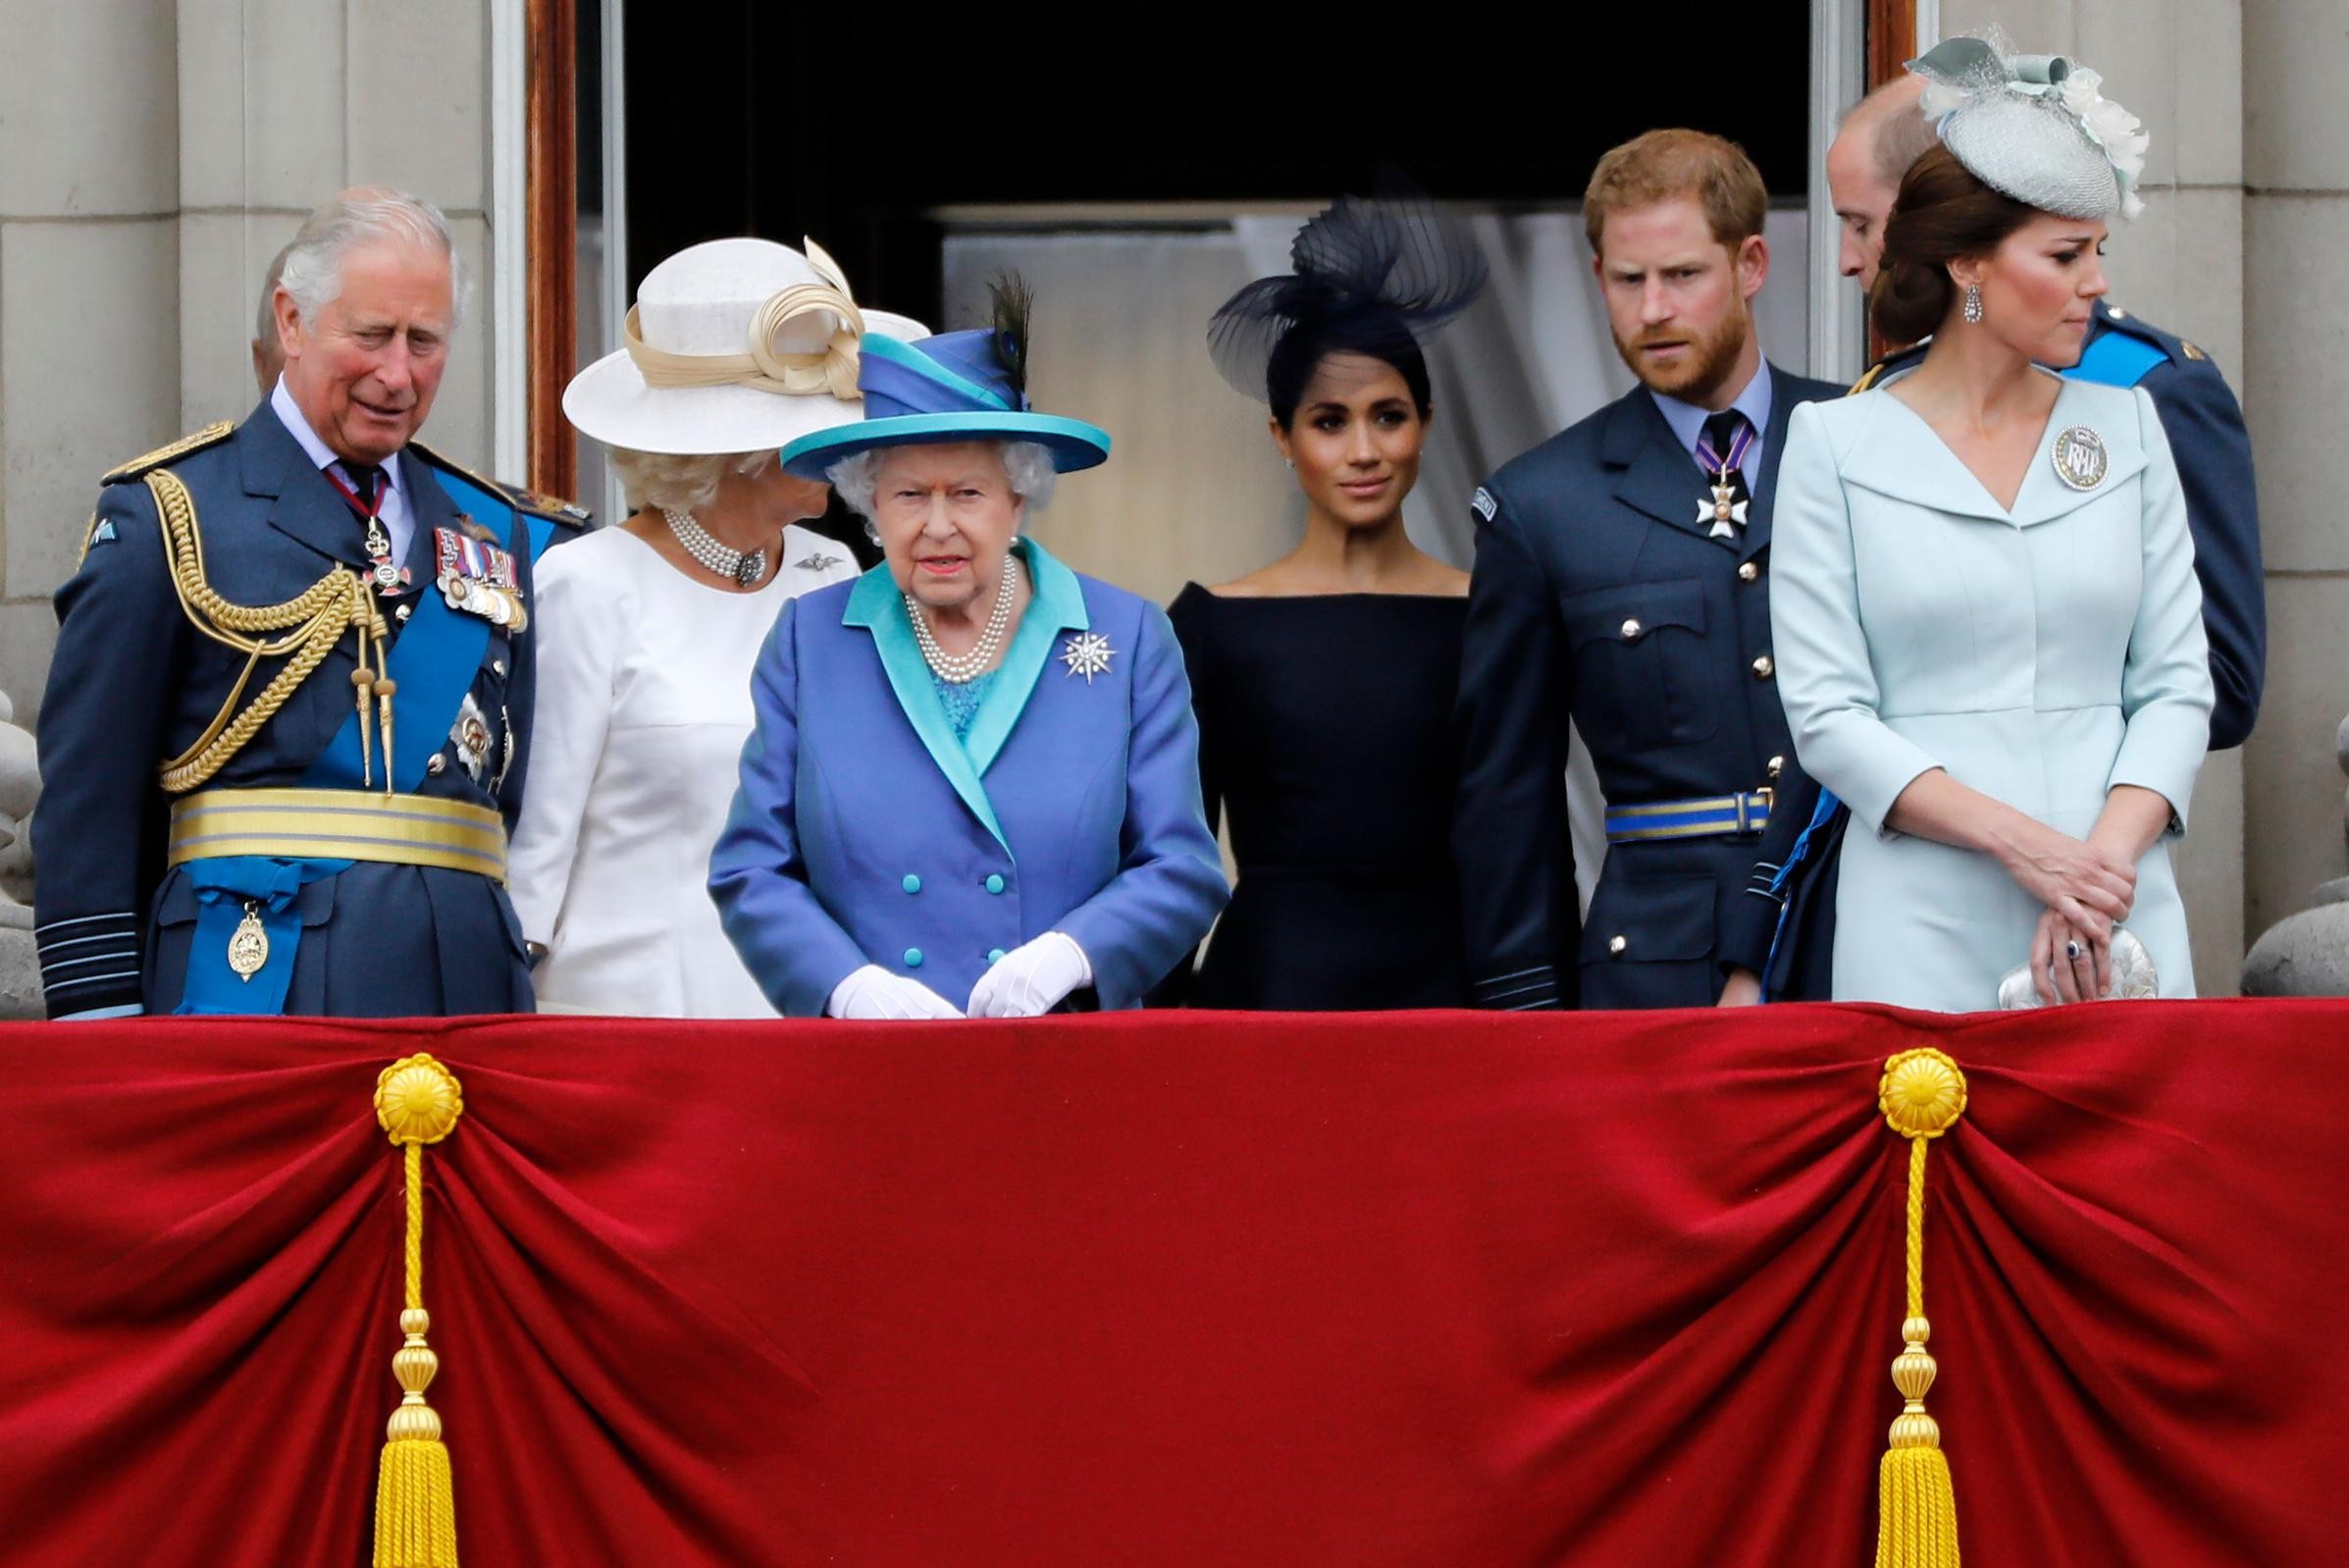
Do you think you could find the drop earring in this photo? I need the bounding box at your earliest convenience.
[1962,284,1983,325]
[863,520,881,546]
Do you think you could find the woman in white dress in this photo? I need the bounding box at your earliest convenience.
[1770,40,2211,1012]
[509,237,923,1015]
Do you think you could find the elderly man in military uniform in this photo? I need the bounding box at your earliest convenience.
[34,187,584,1019]
[1453,130,1845,1012]
[1713,62,2268,1007]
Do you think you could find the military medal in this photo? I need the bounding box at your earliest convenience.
[449,694,493,784]
[1694,419,1757,542]
[228,899,269,981]
[326,462,405,595]
[2051,425,2109,491]
[435,527,529,632]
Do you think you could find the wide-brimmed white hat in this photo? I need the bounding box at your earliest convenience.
[562,236,930,456]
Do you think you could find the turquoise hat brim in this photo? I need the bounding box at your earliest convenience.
[780,412,1112,480]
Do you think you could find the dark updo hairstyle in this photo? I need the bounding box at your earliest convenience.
[1209,189,1486,432]
[1869,144,2039,344]
[1264,316,1435,430]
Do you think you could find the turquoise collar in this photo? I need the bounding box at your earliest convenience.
[844,537,1090,852]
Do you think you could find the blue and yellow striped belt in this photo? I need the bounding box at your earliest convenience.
[167,787,508,882]
[1604,791,1773,844]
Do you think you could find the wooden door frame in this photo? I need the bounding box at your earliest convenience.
[524,0,579,501]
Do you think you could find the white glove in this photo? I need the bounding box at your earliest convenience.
[966,932,1093,1019]
[825,964,965,1020]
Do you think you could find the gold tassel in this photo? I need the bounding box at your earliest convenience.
[372,1055,466,1568]
[1875,1048,1967,1568]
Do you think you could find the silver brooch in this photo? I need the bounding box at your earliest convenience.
[1060,631,1115,684]
[794,550,845,573]
[2051,426,2109,491]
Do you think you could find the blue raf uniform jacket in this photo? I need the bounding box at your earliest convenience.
[1453,363,1845,1012]
[1728,299,2266,999]
[709,539,1228,1018]
[31,397,584,1018]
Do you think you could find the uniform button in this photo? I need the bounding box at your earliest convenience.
[984,874,1006,895]
[1751,654,1775,680]
[987,948,1008,965]
[427,754,445,776]
[1619,617,1642,641]
[1737,561,1759,583]
[2107,303,2127,320]
[493,657,507,678]
[1767,754,1786,779]
[395,603,414,622]
[1608,935,1629,957]
[903,948,924,968]
[901,874,922,894]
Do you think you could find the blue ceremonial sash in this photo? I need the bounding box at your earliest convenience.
[2066,331,2166,390]
[1760,787,1846,1003]
[177,470,541,1015]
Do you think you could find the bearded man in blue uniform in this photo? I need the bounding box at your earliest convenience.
[33,187,584,1019]
[1453,130,1844,1012]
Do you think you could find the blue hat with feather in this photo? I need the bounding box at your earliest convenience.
[780,278,1111,479]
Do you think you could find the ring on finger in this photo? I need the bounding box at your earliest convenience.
[2065,940,2084,961]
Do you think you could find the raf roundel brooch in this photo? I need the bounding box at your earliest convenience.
[2051,426,2109,491]
[1060,631,1116,684]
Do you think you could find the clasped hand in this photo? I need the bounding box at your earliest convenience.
[2005,821,2136,1005]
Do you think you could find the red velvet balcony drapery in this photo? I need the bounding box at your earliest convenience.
[0,1003,2342,1566]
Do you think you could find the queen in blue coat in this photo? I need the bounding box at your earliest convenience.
[710,285,1227,1019]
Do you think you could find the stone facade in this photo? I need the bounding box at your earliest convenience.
[0,0,499,729]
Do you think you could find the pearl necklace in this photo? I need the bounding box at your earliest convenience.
[908,555,1022,684]
[661,506,767,588]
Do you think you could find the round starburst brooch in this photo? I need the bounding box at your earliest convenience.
[1060,631,1116,684]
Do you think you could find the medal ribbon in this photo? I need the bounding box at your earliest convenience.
[1696,418,1757,484]
[323,462,405,596]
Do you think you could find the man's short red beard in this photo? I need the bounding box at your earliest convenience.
[1613,306,1753,404]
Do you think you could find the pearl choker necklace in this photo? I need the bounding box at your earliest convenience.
[908,555,1023,683]
[661,506,767,588]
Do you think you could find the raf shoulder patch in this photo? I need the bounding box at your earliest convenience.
[409,442,592,531]
[1471,487,1498,524]
[100,420,235,487]
[76,513,116,566]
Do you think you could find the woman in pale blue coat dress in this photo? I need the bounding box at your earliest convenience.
[1770,42,2211,1011]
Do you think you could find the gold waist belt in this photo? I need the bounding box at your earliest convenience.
[168,789,508,882]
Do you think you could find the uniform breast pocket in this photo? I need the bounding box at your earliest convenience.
[1562,578,1719,753]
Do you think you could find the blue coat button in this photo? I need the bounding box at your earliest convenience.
[987,948,1007,964]
[984,874,1006,894]
[901,874,922,894]
[904,948,924,967]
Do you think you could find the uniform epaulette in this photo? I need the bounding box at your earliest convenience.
[100,420,235,487]
[1850,340,1927,395]
[410,442,593,530]
[2097,304,2190,368]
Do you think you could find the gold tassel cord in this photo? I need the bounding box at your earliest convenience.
[372,1055,465,1568]
[1875,1047,1968,1568]
[143,469,392,794]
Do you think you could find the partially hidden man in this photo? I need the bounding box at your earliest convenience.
[1453,131,1843,1011]
[33,188,586,1019]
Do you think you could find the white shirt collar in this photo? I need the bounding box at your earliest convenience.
[268,375,408,502]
